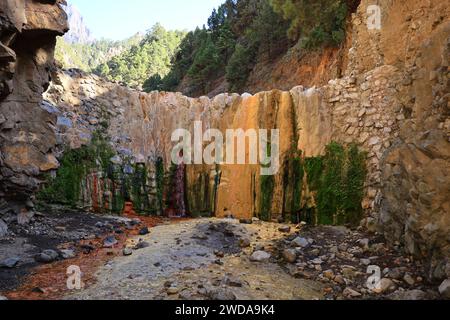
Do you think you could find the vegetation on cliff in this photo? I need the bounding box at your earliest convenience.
[95,24,186,89]
[55,33,143,72]
[37,130,115,207]
[304,142,367,226]
[151,0,358,95]
[258,142,366,226]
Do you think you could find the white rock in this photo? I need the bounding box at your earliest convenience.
[291,237,310,248]
[250,251,271,262]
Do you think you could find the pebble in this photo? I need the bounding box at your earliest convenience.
[372,278,397,294]
[357,238,370,249]
[291,237,310,248]
[103,236,118,248]
[167,286,179,295]
[139,227,150,235]
[323,270,335,280]
[343,287,362,298]
[278,226,291,233]
[239,238,251,248]
[390,289,427,300]
[282,249,297,263]
[207,288,237,300]
[60,249,76,259]
[123,248,133,256]
[134,240,150,250]
[334,275,346,285]
[224,276,243,287]
[214,250,225,258]
[403,274,415,286]
[35,250,59,263]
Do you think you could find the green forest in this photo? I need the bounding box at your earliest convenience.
[56,0,359,94]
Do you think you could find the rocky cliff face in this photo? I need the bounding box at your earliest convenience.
[0,0,68,217]
[62,3,93,44]
[0,0,448,280]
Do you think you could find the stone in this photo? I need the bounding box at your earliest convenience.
[368,137,381,146]
[60,249,76,259]
[239,219,252,224]
[372,278,397,294]
[139,227,150,235]
[167,286,180,295]
[0,219,7,237]
[17,210,34,225]
[250,251,271,262]
[239,237,251,248]
[35,250,59,263]
[278,225,291,233]
[390,289,427,300]
[360,259,371,266]
[438,279,450,299]
[0,295,7,300]
[343,287,362,298]
[103,236,118,248]
[357,238,370,250]
[224,277,243,288]
[323,270,335,280]
[179,290,192,300]
[282,249,297,263]
[0,257,20,268]
[291,237,310,248]
[123,248,133,256]
[334,275,346,285]
[388,268,403,280]
[207,288,237,301]
[403,274,415,286]
[134,240,150,250]
[214,250,225,258]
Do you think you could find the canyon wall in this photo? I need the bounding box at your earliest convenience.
[0,0,448,279]
[0,0,68,218]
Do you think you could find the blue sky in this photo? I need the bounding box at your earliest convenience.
[69,0,225,40]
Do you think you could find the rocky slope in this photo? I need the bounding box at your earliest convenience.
[0,0,449,289]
